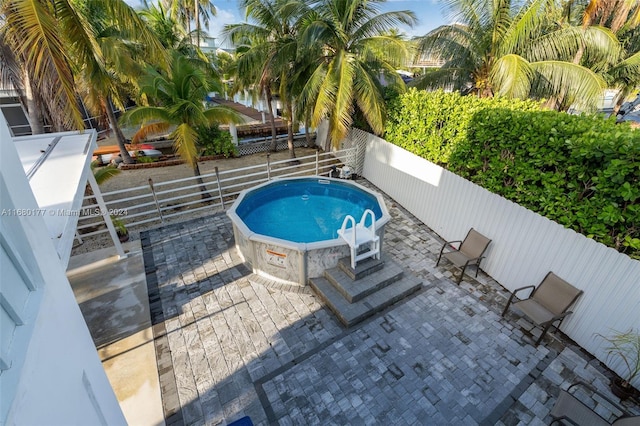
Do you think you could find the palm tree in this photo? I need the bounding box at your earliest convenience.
[140,1,187,49]
[225,0,311,157]
[577,0,640,112]
[120,52,242,199]
[163,0,216,45]
[1,0,85,132]
[298,0,417,147]
[415,0,620,111]
[0,0,166,136]
[74,0,167,164]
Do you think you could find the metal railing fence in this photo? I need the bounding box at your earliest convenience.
[77,148,354,237]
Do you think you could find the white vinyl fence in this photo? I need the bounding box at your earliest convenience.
[353,129,640,387]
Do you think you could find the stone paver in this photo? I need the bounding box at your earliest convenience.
[141,179,640,425]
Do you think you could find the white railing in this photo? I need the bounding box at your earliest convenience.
[351,129,640,388]
[77,148,354,237]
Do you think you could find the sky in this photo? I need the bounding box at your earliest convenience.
[127,0,451,48]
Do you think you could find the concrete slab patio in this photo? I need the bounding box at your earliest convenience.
[67,241,165,426]
[139,179,640,425]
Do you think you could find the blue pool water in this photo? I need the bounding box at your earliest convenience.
[236,179,383,243]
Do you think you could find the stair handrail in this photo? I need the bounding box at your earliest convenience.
[358,209,376,236]
[338,215,357,247]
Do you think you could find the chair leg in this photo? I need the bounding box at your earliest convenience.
[436,252,443,267]
[457,264,467,285]
[535,323,553,346]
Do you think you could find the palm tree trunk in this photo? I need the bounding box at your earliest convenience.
[195,0,200,46]
[24,71,45,135]
[193,162,212,200]
[106,97,135,164]
[265,87,278,152]
[286,102,297,160]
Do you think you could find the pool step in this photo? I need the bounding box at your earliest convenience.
[326,258,403,303]
[309,256,422,327]
[337,255,385,281]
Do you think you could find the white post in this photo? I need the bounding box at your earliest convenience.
[229,123,238,146]
[87,172,125,258]
[261,111,266,124]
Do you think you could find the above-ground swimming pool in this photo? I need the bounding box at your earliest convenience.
[227,177,390,286]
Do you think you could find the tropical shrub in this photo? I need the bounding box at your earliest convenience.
[449,108,640,257]
[384,89,541,165]
[196,125,237,158]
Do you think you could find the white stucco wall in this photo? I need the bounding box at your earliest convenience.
[0,116,125,425]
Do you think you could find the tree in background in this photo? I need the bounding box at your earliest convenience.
[121,52,242,199]
[414,0,620,111]
[298,0,416,147]
[0,0,165,137]
[162,0,216,45]
[224,0,311,157]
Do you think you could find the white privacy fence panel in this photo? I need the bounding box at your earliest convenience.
[356,129,640,387]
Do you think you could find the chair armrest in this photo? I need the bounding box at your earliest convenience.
[438,240,462,256]
[502,285,536,317]
[513,285,536,296]
[443,240,462,250]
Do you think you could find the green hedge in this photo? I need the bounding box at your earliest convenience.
[384,90,640,258]
[196,125,237,158]
[449,109,640,257]
[384,89,541,165]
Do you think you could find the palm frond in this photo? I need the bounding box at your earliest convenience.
[352,61,385,135]
[531,60,606,110]
[351,11,417,42]
[171,123,200,167]
[329,50,355,144]
[4,0,84,129]
[131,121,171,143]
[120,106,173,126]
[491,54,534,98]
[500,0,550,56]
[203,106,245,125]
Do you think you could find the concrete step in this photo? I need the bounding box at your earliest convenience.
[325,259,404,303]
[309,275,422,327]
[337,255,385,281]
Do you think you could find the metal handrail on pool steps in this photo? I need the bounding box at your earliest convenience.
[337,209,380,269]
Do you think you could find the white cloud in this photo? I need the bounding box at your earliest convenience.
[206,7,242,48]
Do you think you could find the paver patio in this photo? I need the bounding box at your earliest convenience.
[140,179,639,425]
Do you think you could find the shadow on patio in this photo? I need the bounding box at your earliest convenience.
[140,197,640,425]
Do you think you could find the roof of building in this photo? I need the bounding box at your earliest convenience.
[13,130,96,266]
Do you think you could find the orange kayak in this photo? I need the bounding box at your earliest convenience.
[93,144,155,155]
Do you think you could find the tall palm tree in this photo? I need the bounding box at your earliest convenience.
[298,0,416,147]
[415,0,620,111]
[577,0,640,112]
[74,0,167,164]
[120,52,242,199]
[0,0,166,136]
[163,0,216,44]
[225,0,311,157]
[140,1,188,50]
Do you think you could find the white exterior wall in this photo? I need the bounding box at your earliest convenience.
[357,130,640,388]
[0,116,125,425]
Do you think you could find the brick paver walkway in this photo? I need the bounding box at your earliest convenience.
[141,179,639,425]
